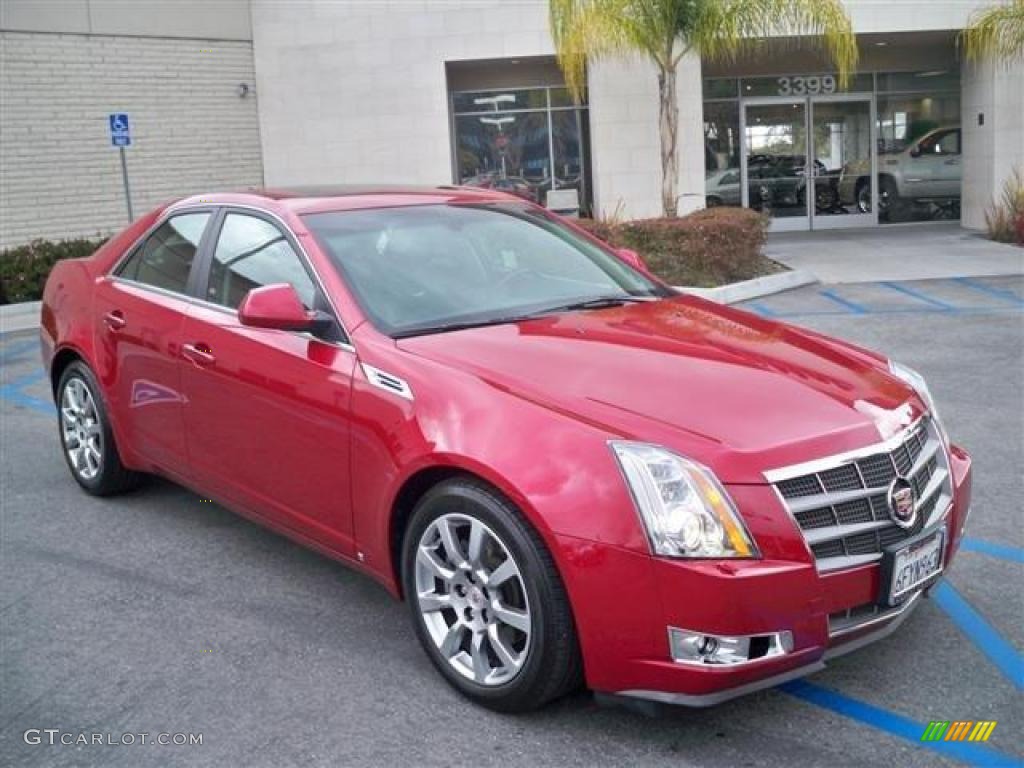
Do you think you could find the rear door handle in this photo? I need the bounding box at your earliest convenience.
[182,342,216,367]
[103,310,126,331]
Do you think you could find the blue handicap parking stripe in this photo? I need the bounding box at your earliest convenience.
[959,538,1024,564]
[0,371,53,415]
[934,581,1024,690]
[818,289,869,314]
[781,680,1019,766]
[952,277,1024,306]
[880,281,957,310]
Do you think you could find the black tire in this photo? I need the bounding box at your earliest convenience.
[56,360,141,496]
[855,179,871,213]
[401,477,582,712]
[879,176,902,222]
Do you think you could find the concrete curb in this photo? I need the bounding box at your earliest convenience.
[0,300,42,335]
[676,269,818,304]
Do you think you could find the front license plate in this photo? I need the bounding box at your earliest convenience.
[888,530,945,605]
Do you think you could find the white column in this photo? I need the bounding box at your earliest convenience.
[960,57,1024,231]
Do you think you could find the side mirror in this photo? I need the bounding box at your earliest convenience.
[615,247,649,274]
[909,146,922,158]
[238,283,329,333]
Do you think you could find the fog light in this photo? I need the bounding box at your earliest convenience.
[668,627,793,666]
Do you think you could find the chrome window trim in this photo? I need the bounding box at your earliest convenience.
[107,207,217,280]
[111,201,357,354]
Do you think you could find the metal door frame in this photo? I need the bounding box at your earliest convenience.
[740,92,877,232]
[808,92,877,230]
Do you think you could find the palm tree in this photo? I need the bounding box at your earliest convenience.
[549,0,858,217]
[963,0,1024,61]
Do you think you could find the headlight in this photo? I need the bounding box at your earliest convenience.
[888,360,941,423]
[610,442,758,559]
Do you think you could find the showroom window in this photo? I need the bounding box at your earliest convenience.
[451,87,592,216]
[701,69,961,227]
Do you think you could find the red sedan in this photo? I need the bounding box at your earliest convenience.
[40,187,972,712]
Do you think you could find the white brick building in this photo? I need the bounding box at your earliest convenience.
[1,0,1022,247]
[0,0,262,249]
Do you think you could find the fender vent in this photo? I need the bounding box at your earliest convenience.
[361,364,413,401]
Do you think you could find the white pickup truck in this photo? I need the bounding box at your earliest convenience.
[838,125,962,220]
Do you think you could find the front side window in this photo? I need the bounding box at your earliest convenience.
[304,203,666,336]
[117,213,210,293]
[917,129,960,156]
[206,213,317,309]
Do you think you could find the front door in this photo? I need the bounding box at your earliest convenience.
[741,95,875,231]
[180,210,358,554]
[808,96,875,230]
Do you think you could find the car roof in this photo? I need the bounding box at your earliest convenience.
[171,185,519,215]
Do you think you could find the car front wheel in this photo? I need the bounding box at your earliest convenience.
[57,361,140,495]
[402,477,581,712]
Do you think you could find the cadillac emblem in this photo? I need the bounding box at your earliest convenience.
[888,476,917,529]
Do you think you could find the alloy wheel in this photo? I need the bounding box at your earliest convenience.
[61,377,103,480]
[413,513,531,686]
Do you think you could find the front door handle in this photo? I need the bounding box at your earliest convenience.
[182,342,216,367]
[103,310,126,331]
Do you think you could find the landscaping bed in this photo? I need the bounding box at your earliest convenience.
[577,206,785,287]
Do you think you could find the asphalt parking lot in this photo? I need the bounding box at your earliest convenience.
[1,276,1022,768]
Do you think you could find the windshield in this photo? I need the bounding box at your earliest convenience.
[303,203,667,336]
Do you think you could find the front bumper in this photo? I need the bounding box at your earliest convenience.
[557,443,972,706]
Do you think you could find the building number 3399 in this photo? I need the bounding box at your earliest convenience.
[776,75,838,96]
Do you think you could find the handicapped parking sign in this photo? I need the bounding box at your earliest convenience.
[109,113,131,147]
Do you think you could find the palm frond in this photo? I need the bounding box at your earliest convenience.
[693,0,858,86]
[963,0,1024,61]
[549,0,676,99]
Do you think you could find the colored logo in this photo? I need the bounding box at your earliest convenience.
[888,475,917,529]
[921,721,997,742]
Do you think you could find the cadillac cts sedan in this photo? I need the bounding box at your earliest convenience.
[41,186,972,712]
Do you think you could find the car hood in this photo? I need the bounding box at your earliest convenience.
[397,296,922,483]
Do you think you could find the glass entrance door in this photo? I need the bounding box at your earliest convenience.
[809,96,875,229]
[742,100,809,231]
[742,95,876,231]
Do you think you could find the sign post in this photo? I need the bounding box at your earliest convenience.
[108,113,133,222]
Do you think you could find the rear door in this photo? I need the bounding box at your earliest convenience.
[179,209,357,554]
[93,210,213,478]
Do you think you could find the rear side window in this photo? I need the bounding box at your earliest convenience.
[117,213,210,294]
[205,213,317,309]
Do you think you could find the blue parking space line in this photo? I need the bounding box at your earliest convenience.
[745,301,779,317]
[819,289,868,314]
[781,680,1019,766]
[0,371,53,415]
[880,281,957,310]
[0,339,38,366]
[934,581,1024,690]
[952,277,1024,306]
[960,538,1024,564]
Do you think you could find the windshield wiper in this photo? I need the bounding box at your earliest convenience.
[392,296,650,338]
[531,295,648,314]
[392,314,539,339]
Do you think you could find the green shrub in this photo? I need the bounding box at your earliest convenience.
[577,207,776,287]
[984,168,1024,246]
[0,237,107,304]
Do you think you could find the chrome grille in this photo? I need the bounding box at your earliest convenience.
[767,417,953,573]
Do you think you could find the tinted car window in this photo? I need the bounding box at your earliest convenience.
[118,213,210,293]
[918,129,960,155]
[207,213,317,309]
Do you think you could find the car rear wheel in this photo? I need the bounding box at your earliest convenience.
[57,361,140,495]
[402,477,581,712]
